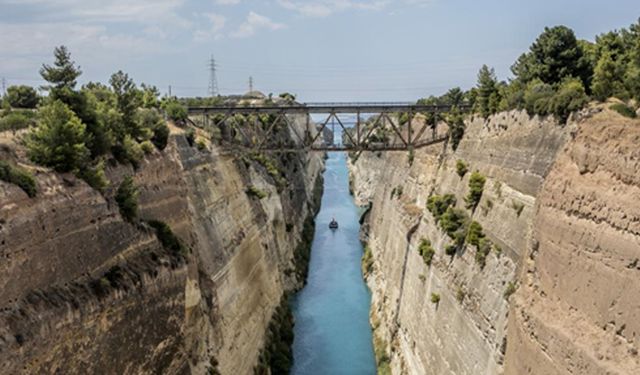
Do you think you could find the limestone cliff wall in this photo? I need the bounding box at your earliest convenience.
[0,116,323,374]
[350,107,639,374]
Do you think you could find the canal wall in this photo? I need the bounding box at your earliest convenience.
[349,105,640,374]
[0,111,323,374]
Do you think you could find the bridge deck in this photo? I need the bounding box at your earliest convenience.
[188,102,469,115]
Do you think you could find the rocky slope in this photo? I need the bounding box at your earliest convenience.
[0,115,323,374]
[350,106,639,374]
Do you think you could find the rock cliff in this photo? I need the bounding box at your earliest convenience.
[350,106,639,374]
[0,115,323,374]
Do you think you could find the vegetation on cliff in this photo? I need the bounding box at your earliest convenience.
[0,161,37,197]
[416,19,640,147]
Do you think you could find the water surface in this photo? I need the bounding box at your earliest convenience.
[291,152,376,375]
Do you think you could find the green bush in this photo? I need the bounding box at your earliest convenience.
[466,221,485,247]
[476,237,492,268]
[362,245,374,275]
[5,85,39,109]
[121,135,144,168]
[148,220,187,257]
[456,287,465,303]
[427,194,456,222]
[185,128,196,147]
[456,159,468,178]
[164,100,188,122]
[445,244,457,256]
[140,140,155,154]
[504,282,517,300]
[465,171,486,210]
[430,293,441,304]
[551,77,589,122]
[196,138,207,151]
[78,161,109,192]
[0,160,37,197]
[439,207,468,240]
[0,110,36,132]
[26,100,90,173]
[418,239,436,266]
[151,121,170,150]
[524,80,555,116]
[610,103,637,118]
[246,185,267,199]
[116,176,138,222]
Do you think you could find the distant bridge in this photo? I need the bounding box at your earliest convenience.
[187,102,468,152]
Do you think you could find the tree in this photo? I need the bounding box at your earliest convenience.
[5,85,39,108]
[164,100,188,122]
[475,65,500,118]
[592,51,627,100]
[110,71,142,139]
[40,46,82,97]
[140,84,161,109]
[511,26,592,87]
[26,101,90,173]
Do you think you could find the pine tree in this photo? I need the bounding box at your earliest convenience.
[40,46,82,94]
[27,101,90,173]
[476,65,499,118]
[110,71,142,139]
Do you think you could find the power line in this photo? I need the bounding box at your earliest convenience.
[248,76,254,93]
[1,77,6,97]
[208,55,219,97]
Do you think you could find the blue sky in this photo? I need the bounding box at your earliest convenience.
[1,0,639,101]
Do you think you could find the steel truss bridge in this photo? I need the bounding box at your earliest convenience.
[187,102,468,152]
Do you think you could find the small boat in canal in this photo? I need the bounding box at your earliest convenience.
[329,218,339,230]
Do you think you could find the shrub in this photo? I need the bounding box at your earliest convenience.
[466,221,485,247]
[476,237,492,268]
[445,244,457,256]
[0,110,36,132]
[551,77,589,122]
[439,207,468,240]
[151,121,170,150]
[418,239,436,266]
[185,128,196,147]
[407,149,414,166]
[456,159,468,178]
[164,100,187,122]
[512,200,525,216]
[5,85,39,109]
[504,282,517,300]
[524,80,555,116]
[140,140,155,154]
[121,135,144,168]
[427,194,456,222]
[196,138,207,151]
[456,287,465,303]
[430,293,441,304]
[116,176,138,222]
[465,171,486,210]
[447,111,465,150]
[362,246,374,274]
[78,161,109,192]
[26,100,90,173]
[148,220,187,257]
[610,103,637,118]
[0,160,37,197]
[246,185,267,199]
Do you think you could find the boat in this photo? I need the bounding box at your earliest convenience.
[329,218,339,230]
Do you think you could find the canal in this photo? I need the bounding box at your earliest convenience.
[291,151,376,374]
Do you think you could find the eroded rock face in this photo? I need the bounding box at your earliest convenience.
[350,108,639,374]
[505,109,640,375]
[0,118,324,374]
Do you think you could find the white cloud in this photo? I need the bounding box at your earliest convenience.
[194,12,227,42]
[230,12,286,38]
[276,0,432,17]
[215,0,240,4]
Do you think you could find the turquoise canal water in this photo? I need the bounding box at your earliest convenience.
[291,152,376,375]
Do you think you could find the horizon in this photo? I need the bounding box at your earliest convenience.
[1,0,639,101]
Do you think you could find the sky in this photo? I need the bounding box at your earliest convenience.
[1,0,639,102]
